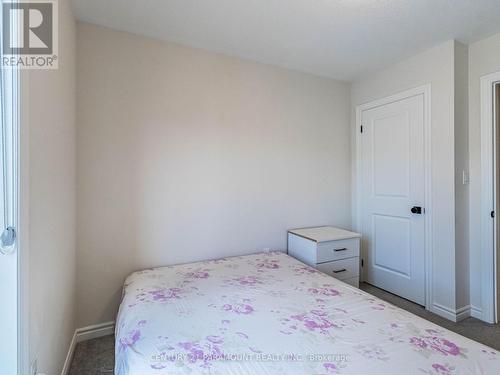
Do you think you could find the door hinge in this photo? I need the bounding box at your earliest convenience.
[491,210,495,218]
[360,125,363,133]
[361,259,364,267]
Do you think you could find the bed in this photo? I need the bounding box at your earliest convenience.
[115,252,499,374]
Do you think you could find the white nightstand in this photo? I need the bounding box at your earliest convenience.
[287,226,361,288]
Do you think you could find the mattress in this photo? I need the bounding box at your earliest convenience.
[115,252,499,374]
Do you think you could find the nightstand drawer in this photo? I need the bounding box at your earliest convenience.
[316,257,359,280]
[317,238,359,263]
[287,226,361,288]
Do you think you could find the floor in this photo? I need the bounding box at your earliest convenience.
[68,282,500,374]
[68,334,114,375]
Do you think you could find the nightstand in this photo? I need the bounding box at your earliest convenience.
[287,226,361,288]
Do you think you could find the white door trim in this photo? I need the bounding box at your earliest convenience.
[354,84,432,310]
[479,71,500,324]
[19,69,30,375]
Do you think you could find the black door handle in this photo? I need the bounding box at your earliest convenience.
[411,206,422,214]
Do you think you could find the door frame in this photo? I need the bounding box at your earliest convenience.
[354,84,433,310]
[479,71,500,324]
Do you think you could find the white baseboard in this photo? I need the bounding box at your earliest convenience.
[455,305,471,322]
[431,303,472,322]
[61,321,115,375]
[75,321,115,343]
[431,303,486,323]
[60,331,77,375]
[431,303,459,322]
[471,305,483,320]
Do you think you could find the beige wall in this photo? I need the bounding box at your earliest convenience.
[27,0,77,374]
[351,41,466,318]
[468,32,500,313]
[76,23,352,327]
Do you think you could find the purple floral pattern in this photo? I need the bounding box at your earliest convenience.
[184,268,210,279]
[177,336,224,368]
[117,320,146,356]
[308,285,341,297]
[409,335,463,357]
[226,275,264,286]
[420,363,456,375]
[115,251,499,374]
[255,258,280,270]
[222,302,254,315]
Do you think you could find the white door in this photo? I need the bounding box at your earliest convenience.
[0,22,19,373]
[361,93,426,305]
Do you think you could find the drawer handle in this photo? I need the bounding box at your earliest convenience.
[333,268,347,273]
[333,248,347,252]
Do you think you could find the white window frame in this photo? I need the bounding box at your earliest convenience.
[0,0,28,373]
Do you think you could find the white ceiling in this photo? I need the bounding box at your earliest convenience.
[71,0,500,81]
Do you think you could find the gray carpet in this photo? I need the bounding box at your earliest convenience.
[69,282,500,374]
[68,334,114,375]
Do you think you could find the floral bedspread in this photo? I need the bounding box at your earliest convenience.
[115,252,499,374]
